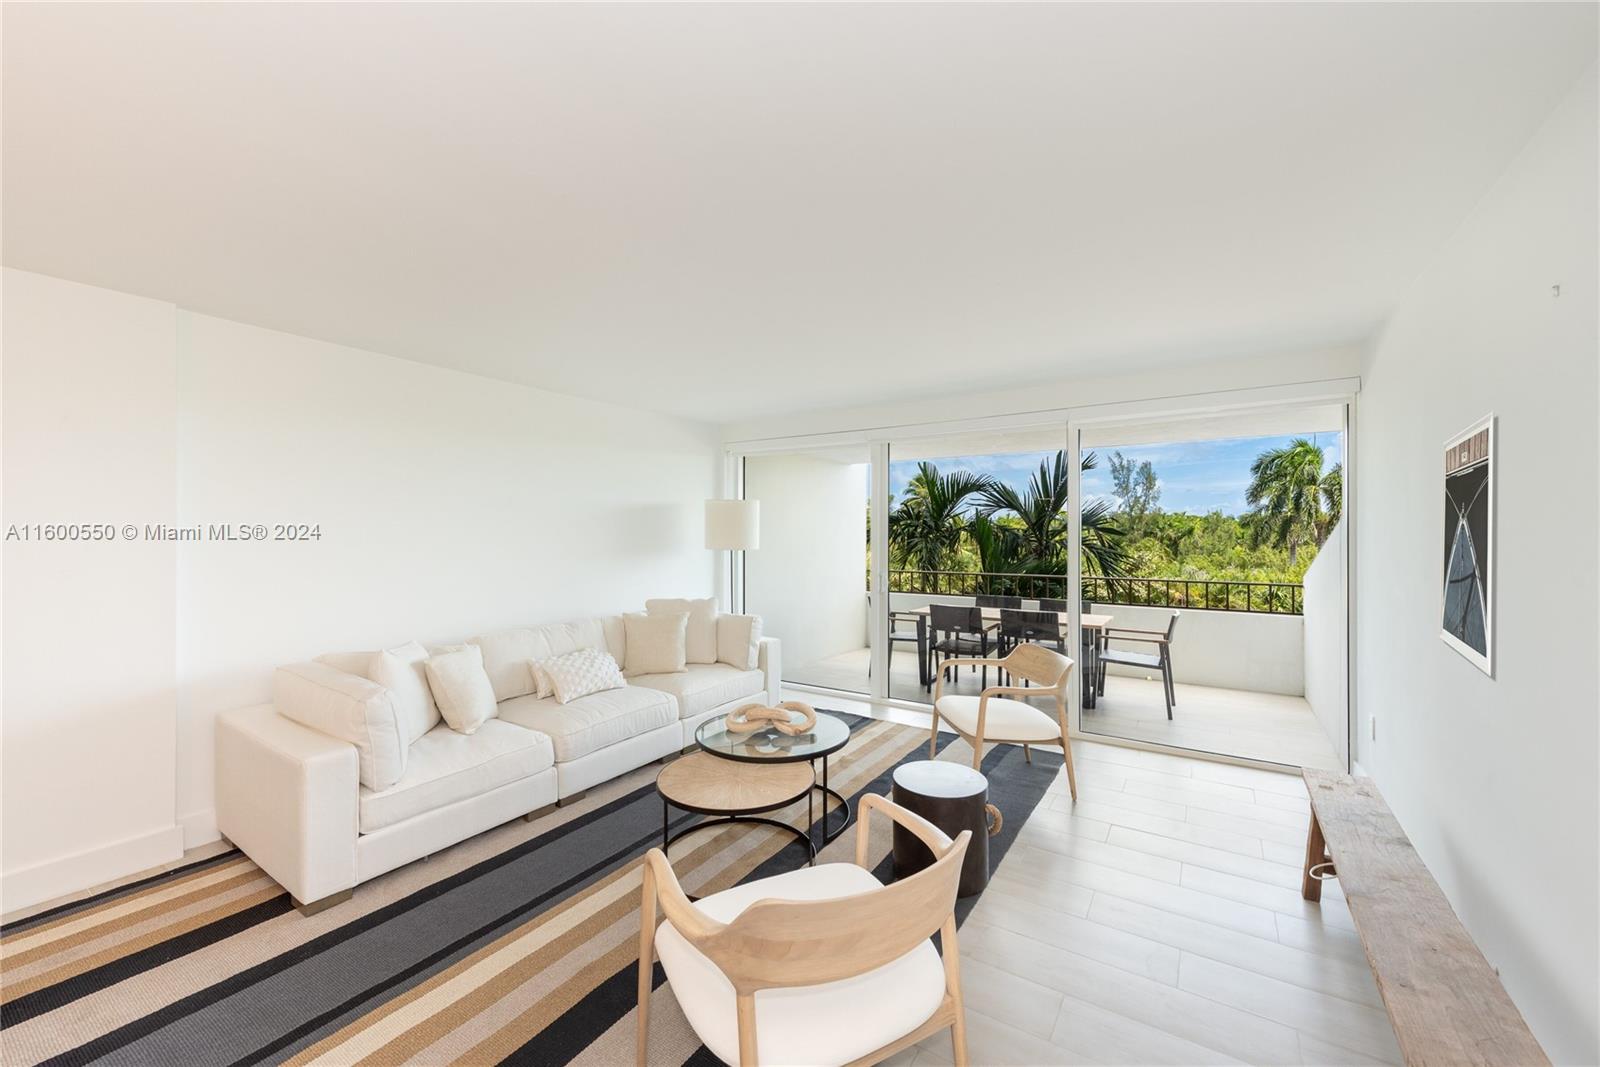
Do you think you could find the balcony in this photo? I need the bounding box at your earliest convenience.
[784,564,1346,771]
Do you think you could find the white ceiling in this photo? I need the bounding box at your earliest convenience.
[4,4,1594,422]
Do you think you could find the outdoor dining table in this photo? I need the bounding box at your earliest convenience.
[903,604,1114,708]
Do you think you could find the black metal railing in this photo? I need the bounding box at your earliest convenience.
[884,569,1303,615]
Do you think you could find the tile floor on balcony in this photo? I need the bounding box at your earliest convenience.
[789,646,1344,771]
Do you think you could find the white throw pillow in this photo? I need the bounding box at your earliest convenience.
[424,645,498,734]
[528,657,555,699]
[273,662,406,790]
[368,641,441,746]
[544,647,628,705]
[717,614,764,670]
[624,612,688,676]
[645,597,719,664]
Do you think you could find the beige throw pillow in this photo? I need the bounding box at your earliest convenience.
[368,641,441,746]
[717,614,764,670]
[624,612,688,676]
[645,597,719,664]
[424,645,498,734]
[544,647,627,704]
[528,658,555,699]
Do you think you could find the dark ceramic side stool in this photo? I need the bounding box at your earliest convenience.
[891,760,1000,896]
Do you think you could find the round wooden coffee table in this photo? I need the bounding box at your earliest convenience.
[695,708,853,843]
[656,752,817,864]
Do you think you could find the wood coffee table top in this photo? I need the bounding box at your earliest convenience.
[656,752,814,816]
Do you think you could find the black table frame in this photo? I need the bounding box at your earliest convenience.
[660,774,817,866]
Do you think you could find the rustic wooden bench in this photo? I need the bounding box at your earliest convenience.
[1300,769,1550,1067]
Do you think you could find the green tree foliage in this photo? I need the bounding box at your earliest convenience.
[1108,450,1161,536]
[1244,438,1343,566]
[886,462,989,572]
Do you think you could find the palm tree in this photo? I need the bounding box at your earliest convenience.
[887,462,991,573]
[977,450,1126,578]
[1245,438,1343,565]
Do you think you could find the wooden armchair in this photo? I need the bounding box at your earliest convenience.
[637,793,973,1067]
[929,642,1077,800]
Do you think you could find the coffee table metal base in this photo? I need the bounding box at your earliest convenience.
[655,753,818,872]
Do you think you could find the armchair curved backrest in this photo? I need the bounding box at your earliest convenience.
[637,794,974,1066]
[1000,641,1072,689]
[643,796,970,994]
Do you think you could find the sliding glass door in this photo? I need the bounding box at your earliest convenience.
[1070,402,1350,769]
[742,446,872,695]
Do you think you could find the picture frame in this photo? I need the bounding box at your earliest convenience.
[1440,414,1495,675]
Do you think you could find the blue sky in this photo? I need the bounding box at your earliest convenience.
[887,432,1341,517]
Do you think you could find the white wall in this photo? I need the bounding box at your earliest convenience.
[1354,66,1598,1064]
[742,454,868,671]
[1,271,184,907]
[174,313,720,841]
[1301,521,1348,766]
[2,270,722,907]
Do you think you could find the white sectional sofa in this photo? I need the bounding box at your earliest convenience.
[215,612,779,913]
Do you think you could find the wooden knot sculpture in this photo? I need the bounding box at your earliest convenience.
[725,700,817,736]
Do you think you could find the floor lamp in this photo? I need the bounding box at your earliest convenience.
[705,499,759,612]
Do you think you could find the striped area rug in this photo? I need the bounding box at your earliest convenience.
[1,714,1061,1066]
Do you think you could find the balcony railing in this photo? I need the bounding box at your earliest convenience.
[884,569,1303,615]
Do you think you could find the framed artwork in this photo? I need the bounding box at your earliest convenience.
[1441,414,1494,674]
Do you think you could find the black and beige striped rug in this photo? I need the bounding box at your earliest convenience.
[1,714,1062,1066]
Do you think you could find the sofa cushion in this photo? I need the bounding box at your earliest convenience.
[358,719,554,833]
[469,620,612,702]
[646,597,719,664]
[497,685,676,762]
[275,662,407,791]
[630,663,765,720]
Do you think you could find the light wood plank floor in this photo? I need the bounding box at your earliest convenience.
[790,646,1344,771]
[792,692,1398,1067]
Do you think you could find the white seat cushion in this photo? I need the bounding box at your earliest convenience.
[497,685,676,762]
[935,694,1063,743]
[655,863,946,1067]
[629,663,765,720]
[358,719,554,832]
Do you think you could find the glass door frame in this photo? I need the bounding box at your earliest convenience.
[1063,379,1359,768]
[725,374,1358,764]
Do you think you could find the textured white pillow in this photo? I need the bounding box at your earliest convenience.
[424,645,498,734]
[645,597,719,664]
[624,612,688,676]
[544,647,628,704]
[368,641,441,746]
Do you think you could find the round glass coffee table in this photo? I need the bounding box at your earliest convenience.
[695,709,853,844]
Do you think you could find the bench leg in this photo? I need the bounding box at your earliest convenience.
[1301,810,1328,901]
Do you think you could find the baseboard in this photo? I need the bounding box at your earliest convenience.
[179,808,220,850]
[2,823,185,913]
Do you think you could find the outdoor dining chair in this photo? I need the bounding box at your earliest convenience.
[1096,610,1181,718]
[929,605,996,690]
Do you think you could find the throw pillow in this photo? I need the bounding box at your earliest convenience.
[368,641,441,746]
[645,597,719,664]
[544,647,627,704]
[273,662,407,790]
[623,612,688,676]
[424,645,498,734]
[716,613,764,670]
[528,657,555,699]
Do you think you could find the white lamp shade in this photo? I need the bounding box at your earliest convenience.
[705,499,759,551]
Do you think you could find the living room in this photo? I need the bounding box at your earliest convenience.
[3,4,1597,1066]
